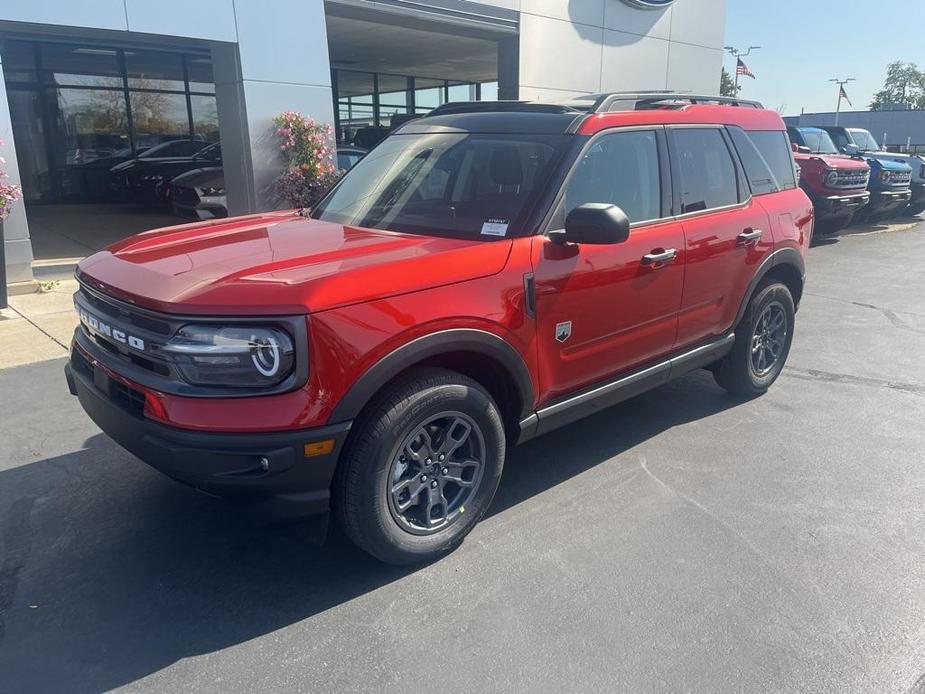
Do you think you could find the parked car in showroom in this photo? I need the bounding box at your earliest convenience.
[66,93,812,565]
[110,139,218,205]
[786,126,870,233]
[169,145,364,220]
[819,126,915,220]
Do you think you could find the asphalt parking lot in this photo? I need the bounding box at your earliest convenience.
[2,221,925,693]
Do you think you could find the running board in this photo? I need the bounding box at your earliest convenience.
[518,333,735,442]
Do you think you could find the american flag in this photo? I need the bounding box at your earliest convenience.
[839,85,852,107]
[736,57,756,79]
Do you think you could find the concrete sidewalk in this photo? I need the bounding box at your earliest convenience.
[0,280,77,369]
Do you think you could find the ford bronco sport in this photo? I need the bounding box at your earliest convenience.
[66,94,813,564]
[786,126,870,233]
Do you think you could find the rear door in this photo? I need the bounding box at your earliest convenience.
[669,126,774,348]
[531,127,685,403]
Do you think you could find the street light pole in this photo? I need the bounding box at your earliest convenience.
[724,45,761,91]
[830,77,856,126]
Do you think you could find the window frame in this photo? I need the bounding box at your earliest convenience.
[727,125,782,197]
[745,129,798,191]
[542,125,673,236]
[666,124,750,218]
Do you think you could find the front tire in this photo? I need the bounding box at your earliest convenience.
[334,368,505,565]
[713,281,795,396]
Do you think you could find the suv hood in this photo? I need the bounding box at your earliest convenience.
[798,153,868,170]
[76,212,513,315]
[867,156,912,172]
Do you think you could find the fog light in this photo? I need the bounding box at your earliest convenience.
[304,439,336,457]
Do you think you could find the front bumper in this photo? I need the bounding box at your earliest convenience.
[868,188,912,216]
[65,348,351,520]
[810,191,869,220]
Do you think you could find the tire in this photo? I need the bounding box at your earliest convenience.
[333,368,505,565]
[713,281,795,397]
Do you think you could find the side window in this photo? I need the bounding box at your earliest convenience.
[829,129,850,151]
[748,131,797,190]
[729,127,779,196]
[562,130,661,224]
[672,128,739,213]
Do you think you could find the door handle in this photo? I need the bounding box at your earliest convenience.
[641,248,677,267]
[737,228,763,244]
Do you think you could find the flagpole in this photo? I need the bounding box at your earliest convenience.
[724,45,761,92]
[830,77,855,126]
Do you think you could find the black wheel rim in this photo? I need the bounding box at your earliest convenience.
[386,411,485,535]
[751,301,788,376]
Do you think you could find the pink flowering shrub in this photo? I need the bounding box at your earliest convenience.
[0,138,23,221]
[272,112,342,208]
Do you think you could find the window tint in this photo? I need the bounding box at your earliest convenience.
[673,128,739,213]
[826,129,851,152]
[748,131,797,190]
[563,130,661,224]
[729,127,778,196]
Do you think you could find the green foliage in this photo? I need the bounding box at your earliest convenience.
[720,67,741,97]
[870,61,925,110]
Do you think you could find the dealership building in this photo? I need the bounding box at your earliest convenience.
[0,0,725,291]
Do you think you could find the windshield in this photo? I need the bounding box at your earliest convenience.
[799,130,838,154]
[849,129,881,152]
[312,133,570,239]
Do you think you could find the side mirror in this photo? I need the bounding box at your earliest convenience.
[798,145,812,154]
[550,203,631,245]
[844,144,861,156]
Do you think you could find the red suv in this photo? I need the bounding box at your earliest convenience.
[66,94,813,564]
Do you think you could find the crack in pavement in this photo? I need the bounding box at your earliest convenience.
[784,366,925,396]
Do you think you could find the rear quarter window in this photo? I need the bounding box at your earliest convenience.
[728,127,778,196]
[748,130,797,190]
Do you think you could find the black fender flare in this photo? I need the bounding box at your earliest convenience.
[733,247,806,327]
[328,328,535,424]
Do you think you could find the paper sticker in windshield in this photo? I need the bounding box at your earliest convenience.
[481,219,509,237]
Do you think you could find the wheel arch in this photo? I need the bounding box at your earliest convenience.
[733,247,805,328]
[328,329,535,442]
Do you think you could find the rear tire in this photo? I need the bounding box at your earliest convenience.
[713,281,795,396]
[333,368,505,565]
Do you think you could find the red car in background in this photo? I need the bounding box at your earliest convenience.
[787,126,870,234]
[67,94,813,564]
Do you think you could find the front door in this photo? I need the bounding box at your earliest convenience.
[532,128,685,405]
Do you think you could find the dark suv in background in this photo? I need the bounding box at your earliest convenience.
[111,139,220,206]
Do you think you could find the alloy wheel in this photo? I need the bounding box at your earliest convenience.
[386,411,486,535]
[751,301,788,376]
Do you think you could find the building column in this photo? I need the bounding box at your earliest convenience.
[497,35,519,101]
[0,55,34,288]
[212,3,336,216]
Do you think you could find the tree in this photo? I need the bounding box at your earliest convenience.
[870,61,925,110]
[720,67,741,97]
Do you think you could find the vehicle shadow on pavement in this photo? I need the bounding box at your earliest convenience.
[0,371,745,692]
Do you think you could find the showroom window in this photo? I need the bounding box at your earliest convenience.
[0,39,218,202]
[332,67,499,146]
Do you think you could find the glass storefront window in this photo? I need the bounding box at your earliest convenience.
[447,83,473,102]
[129,91,190,149]
[481,82,499,101]
[186,57,215,94]
[414,78,445,113]
[41,44,122,88]
[125,49,185,91]
[52,88,130,164]
[191,95,219,142]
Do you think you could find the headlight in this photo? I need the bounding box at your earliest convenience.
[880,170,892,184]
[824,170,839,187]
[160,325,295,388]
[198,186,225,197]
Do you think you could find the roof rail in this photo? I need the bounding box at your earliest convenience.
[580,92,764,112]
[425,101,583,117]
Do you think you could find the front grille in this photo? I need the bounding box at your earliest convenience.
[891,171,913,186]
[72,346,145,418]
[833,169,869,189]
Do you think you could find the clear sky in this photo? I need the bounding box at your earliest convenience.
[724,0,925,116]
